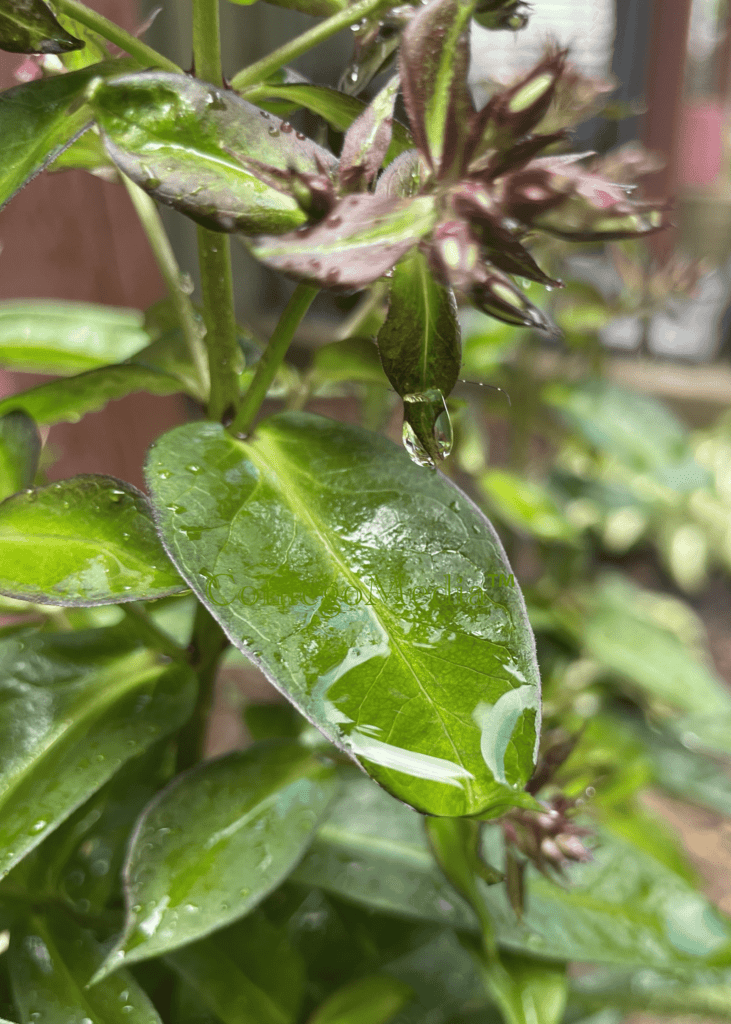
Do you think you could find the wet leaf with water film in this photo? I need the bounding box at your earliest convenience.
[0,624,196,880]
[94,740,337,976]
[0,0,82,54]
[145,413,540,818]
[376,248,461,467]
[8,911,163,1023]
[0,475,187,605]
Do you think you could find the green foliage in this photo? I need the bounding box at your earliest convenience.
[0,0,728,1021]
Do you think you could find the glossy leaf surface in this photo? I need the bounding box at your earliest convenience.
[250,194,436,290]
[309,975,413,1024]
[0,300,150,374]
[97,740,337,975]
[0,411,40,501]
[295,771,731,968]
[0,625,196,879]
[0,363,186,427]
[88,71,337,233]
[339,75,399,191]
[8,912,162,1023]
[145,413,540,817]
[0,475,186,605]
[399,0,474,174]
[0,62,127,211]
[165,914,306,1024]
[0,0,82,52]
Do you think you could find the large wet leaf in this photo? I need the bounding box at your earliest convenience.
[0,363,186,427]
[0,0,82,52]
[0,411,40,501]
[145,413,540,818]
[0,62,129,211]
[0,300,151,374]
[95,740,337,976]
[0,475,187,605]
[8,912,162,1022]
[88,71,337,234]
[165,913,306,1024]
[0,625,196,880]
[249,194,436,291]
[295,770,731,969]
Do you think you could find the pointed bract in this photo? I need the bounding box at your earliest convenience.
[375,148,423,198]
[399,0,476,176]
[535,196,672,241]
[471,266,559,334]
[249,193,437,291]
[339,75,400,193]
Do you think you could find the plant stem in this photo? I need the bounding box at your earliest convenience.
[230,0,392,91]
[54,0,182,72]
[230,282,318,436]
[191,0,240,422]
[176,603,228,771]
[121,603,188,663]
[122,175,209,398]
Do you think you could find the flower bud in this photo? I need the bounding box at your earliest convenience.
[490,49,567,139]
[471,266,559,335]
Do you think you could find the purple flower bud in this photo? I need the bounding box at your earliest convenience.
[471,266,559,335]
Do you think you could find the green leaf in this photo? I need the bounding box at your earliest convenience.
[478,954,567,1024]
[295,770,731,969]
[0,475,187,605]
[165,913,306,1024]
[479,470,580,545]
[95,740,337,977]
[309,975,413,1024]
[0,300,151,374]
[0,62,129,212]
[48,125,115,173]
[311,337,387,387]
[249,194,437,291]
[377,248,461,467]
[8,912,163,1022]
[144,413,540,817]
[0,625,196,880]
[0,411,40,501]
[0,363,187,427]
[570,964,731,1019]
[236,82,413,162]
[243,701,308,742]
[0,0,82,53]
[88,71,337,233]
[399,0,475,174]
[232,0,347,16]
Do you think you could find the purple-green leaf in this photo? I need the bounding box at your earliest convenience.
[338,74,399,192]
[399,0,475,177]
[87,71,337,234]
[249,194,437,291]
[0,0,83,53]
[471,268,558,334]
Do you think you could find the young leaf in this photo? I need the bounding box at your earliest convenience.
[0,411,40,501]
[339,75,400,192]
[8,912,163,1023]
[94,741,337,977]
[0,300,151,374]
[399,0,475,176]
[87,71,337,234]
[250,194,437,290]
[475,954,568,1024]
[0,625,196,880]
[0,363,187,427]
[0,0,83,53]
[0,475,187,605]
[144,414,540,818]
[308,975,414,1024]
[165,914,306,1024]
[0,61,131,211]
[377,248,461,467]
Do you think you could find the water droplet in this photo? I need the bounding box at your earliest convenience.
[280,121,293,133]
[349,70,359,82]
[450,500,459,511]
[185,464,202,474]
[295,131,306,140]
[326,215,342,227]
[158,469,171,480]
[31,820,47,833]
[179,272,194,295]
[268,125,280,137]
[260,109,270,118]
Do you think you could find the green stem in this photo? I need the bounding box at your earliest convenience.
[176,603,228,771]
[122,175,209,398]
[230,283,318,436]
[121,603,187,663]
[191,0,240,421]
[54,0,182,72]
[230,0,392,91]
